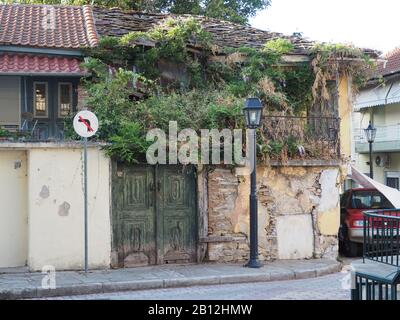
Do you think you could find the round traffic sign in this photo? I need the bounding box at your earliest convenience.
[73,110,99,138]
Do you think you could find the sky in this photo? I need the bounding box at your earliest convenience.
[250,0,398,55]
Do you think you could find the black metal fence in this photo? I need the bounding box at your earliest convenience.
[351,210,400,300]
[261,116,340,160]
[363,209,400,266]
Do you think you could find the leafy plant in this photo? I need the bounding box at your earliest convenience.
[78,18,373,163]
[106,122,150,164]
[0,127,10,138]
[3,0,271,24]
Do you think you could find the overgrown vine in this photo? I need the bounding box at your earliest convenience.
[71,17,375,163]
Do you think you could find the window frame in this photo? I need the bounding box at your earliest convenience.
[33,81,49,118]
[58,82,73,118]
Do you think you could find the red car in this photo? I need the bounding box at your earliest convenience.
[339,188,395,256]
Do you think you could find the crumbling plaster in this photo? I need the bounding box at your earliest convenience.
[205,164,342,262]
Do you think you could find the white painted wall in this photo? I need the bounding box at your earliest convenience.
[27,147,111,271]
[356,152,400,187]
[276,214,314,260]
[0,151,28,268]
[353,103,400,186]
[384,103,400,126]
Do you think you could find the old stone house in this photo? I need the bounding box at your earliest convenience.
[0,4,379,271]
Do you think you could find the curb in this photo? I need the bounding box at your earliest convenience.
[0,262,341,299]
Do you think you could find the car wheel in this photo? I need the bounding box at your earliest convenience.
[339,224,361,257]
[343,240,360,257]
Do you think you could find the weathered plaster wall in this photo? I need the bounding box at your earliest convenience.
[205,165,341,262]
[0,151,28,268]
[339,75,352,159]
[27,147,111,271]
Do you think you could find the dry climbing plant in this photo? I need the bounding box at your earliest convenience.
[75,18,376,163]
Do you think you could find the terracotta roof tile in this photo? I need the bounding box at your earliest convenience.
[0,53,84,75]
[378,48,400,76]
[0,4,98,49]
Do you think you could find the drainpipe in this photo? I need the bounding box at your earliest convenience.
[385,82,394,105]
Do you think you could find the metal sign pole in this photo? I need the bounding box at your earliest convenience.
[84,136,88,273]
[73,110,98,274]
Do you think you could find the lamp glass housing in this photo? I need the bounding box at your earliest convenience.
[243,98,263,129]
[364,122,377,143]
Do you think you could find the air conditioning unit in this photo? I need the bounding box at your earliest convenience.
[375,154,391,168]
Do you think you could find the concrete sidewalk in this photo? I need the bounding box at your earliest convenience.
[0,259,341,299]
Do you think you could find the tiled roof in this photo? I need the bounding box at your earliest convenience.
[0,53,84,75]
[0,4,381,58]
[92,7,312,54]
[0,4,98,49]
[92,7,380,58]
[378,48,400,76]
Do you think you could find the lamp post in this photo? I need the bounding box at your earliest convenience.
[243,98,264,268]
[364,121,377,179]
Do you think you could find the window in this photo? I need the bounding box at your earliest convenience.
[34,82,48,117]
[59,83,72,117]
[351,190,394,210]
[387,178,399,190]
[0,76,20,127]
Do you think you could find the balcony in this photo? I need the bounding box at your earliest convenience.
[262,116,341,161]
[354,124,400,153]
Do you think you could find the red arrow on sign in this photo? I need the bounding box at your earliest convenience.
[79,116,94,132]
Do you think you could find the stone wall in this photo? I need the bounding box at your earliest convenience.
[204,163,343,263]
[77,84,88,111]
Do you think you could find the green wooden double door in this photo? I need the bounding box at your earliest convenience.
[112,164,197,267]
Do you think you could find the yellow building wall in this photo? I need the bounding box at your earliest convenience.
[27,146,111,271]
[0,151,28,268]
[338,75,352,159]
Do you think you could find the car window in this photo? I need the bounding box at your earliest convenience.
[350,190,394,209]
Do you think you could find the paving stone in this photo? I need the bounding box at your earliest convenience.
[102,279,163,293]
[37,283,104,298]
[164,276,221,288]
[0,259,341,299]
[294,269,317,279]
[44,273,351,300]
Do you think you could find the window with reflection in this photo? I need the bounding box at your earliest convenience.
[59,83,72,117]
[34,82,48,117]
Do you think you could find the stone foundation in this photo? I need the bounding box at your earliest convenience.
[204,163,343,263]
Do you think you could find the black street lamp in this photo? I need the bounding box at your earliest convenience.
[243,98,264,268]
[364,121,377,179]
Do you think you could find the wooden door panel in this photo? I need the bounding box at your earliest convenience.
[113,164,156,267]
[123,171,148,210]
[158,165,197,264]
[113,164,197,267]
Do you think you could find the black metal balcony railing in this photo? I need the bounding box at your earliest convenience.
[363,210,400,266]
[2,116,341,162]
[261,116,340,160]
[350,210,400,300]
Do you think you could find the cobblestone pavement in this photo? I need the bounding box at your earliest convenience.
[40,272,351,300]
[1,259,342,299]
